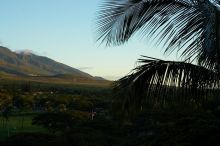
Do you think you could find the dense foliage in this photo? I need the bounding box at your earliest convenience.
[0,81,219,146]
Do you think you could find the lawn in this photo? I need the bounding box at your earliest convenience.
[0,113,48,140]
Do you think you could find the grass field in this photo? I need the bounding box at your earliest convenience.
[0,114,47,140]
[0,73,112,87]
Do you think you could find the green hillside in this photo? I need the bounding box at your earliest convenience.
[0,46,110,86]
[0,46,92,77]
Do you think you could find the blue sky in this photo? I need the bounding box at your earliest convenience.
[0,0,175,80]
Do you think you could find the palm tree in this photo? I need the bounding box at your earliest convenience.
[96,0,220,115]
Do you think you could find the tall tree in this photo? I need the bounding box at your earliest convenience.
[96,0,220,115]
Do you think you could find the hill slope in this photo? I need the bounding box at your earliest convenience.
[0,46,112,87]
[0,46,111,86]
[0,46,92,77]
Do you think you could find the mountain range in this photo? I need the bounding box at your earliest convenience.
[0,46,109,86]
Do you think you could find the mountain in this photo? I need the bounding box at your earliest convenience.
[0,46,109,85]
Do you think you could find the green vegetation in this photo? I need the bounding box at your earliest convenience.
[0,80,219,146]
[0,80,115,145]
[0,114,47,140]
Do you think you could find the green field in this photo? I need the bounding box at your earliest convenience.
[0,114,48,140]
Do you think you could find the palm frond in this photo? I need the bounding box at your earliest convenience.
[96,0,192,46]
[96,0,220,69]
[113,56,220,115]
[167,0,218,69]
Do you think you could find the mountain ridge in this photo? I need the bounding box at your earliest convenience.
[0,46,105,82]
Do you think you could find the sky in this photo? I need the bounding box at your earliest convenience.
[0,0,177,80]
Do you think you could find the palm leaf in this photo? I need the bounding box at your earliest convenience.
[96,0,220,69]
[96,0,192,46]
[113,56,220,115]
[95,1,220,116]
